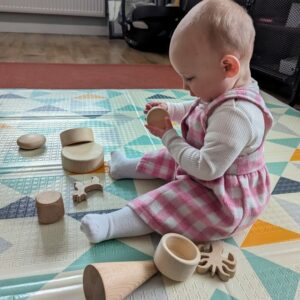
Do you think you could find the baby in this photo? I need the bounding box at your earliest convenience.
[81,0,273,243]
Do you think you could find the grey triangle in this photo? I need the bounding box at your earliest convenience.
[276,197,300,226]
[0,237,12,254]
[273,122,298,136]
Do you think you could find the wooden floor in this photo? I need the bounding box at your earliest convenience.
[0,33,170,64]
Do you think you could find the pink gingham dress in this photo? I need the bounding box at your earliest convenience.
[128,84,273,242]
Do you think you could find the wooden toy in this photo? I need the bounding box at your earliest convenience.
[146,107,170,130]
[17,133,46,150]
[73,176,103,203]
[35,191,65,224]
[60,128,104,173]
[83,261,158,300]
[196,241,237,282]
[153,233,201,281]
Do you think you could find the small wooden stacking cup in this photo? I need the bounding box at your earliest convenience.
[35,191,65,224]
[154,233,201,281]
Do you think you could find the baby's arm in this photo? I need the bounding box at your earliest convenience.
[166,100,195,123]
[162,100,264,180]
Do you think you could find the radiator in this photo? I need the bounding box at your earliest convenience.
[0,0,105,17]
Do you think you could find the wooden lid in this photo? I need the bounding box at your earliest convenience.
[60,128,94,147]
[17,134,46,150]
[146,107,170,129]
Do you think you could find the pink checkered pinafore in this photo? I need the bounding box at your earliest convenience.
[128,84,273,242]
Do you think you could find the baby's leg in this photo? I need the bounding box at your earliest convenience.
[80,206,153,243]
[109,151,156,180]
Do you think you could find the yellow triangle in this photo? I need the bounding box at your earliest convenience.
[290,149,300,161]
[241,219,300,247]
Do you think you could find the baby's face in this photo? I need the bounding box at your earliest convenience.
[170,33,229,101]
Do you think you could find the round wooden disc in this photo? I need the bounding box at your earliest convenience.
[61,142,104,173]
[146,107,169,129]
[60,128,94,147]
[17,134,46,150]
[36,191,61,205]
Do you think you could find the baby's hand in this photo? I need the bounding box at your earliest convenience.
[144,102,168,114]
[145,116,173,139]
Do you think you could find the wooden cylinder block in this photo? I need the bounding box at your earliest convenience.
[146,107,170,130]
[35,191,65,224]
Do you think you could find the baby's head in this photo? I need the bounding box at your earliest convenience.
[169,0,255,101]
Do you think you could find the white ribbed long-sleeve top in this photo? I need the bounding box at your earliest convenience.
[162,98,265,181]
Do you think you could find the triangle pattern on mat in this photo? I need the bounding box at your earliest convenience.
[0,272,57,299]
[146,94,175,100]
[28,105,67,112]
[105,179,138,201]
[106,90,124,98]
[272,122,299,137]
[272,176,300,194]
[124,146,144,158]
[242,249,300,300]
[266,162,288,176]
[0,93,26,99]
[118,104,144,112]
[291,149,300,161]
[210,289,237,300]
[277,199,300,226]
[0,237,12,254]
[0,196,36,220]
[127,135,160,146]
[286,107,300,118]
[268,138,300,149]
[241,219,300,247]
[265,102,286,109]
[64,239,152,272]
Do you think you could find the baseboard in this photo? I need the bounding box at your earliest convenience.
[0,21,109,36]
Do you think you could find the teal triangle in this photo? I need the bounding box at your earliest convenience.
[172,90,188,98]
[124,146,144,158]
[0,273,57,298]
[118,104,144,112]
[95,99,112,110]
[128,135,160,146]
[105,179,137,201]
[31,91,51,98]
[210,289,237,300]
[242,249,300,300]
[107,90,123,98]
[269,138,300,148]
[266,162,288,176]
[265,102,285,109]
[286,108,300,118]
[64,239,152,272]
[223,237,239,247]
[147,94,175,100]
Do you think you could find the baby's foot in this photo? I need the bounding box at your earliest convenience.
[109,151,128,180]
[109,151,155,180]
[80,214,109,243]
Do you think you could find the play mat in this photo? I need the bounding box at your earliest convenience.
[0,89,299,299]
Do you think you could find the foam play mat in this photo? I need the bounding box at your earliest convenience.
[0,89,299,299]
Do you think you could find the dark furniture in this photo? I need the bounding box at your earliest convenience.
[239,0,300,106]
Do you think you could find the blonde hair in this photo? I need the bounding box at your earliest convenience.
[184,0,255,60]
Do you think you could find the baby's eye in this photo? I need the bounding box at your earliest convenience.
[184,76,195,82]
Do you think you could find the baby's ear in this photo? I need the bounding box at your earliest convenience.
[221,55,240,78]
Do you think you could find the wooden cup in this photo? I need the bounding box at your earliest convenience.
[154,233,200,281]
